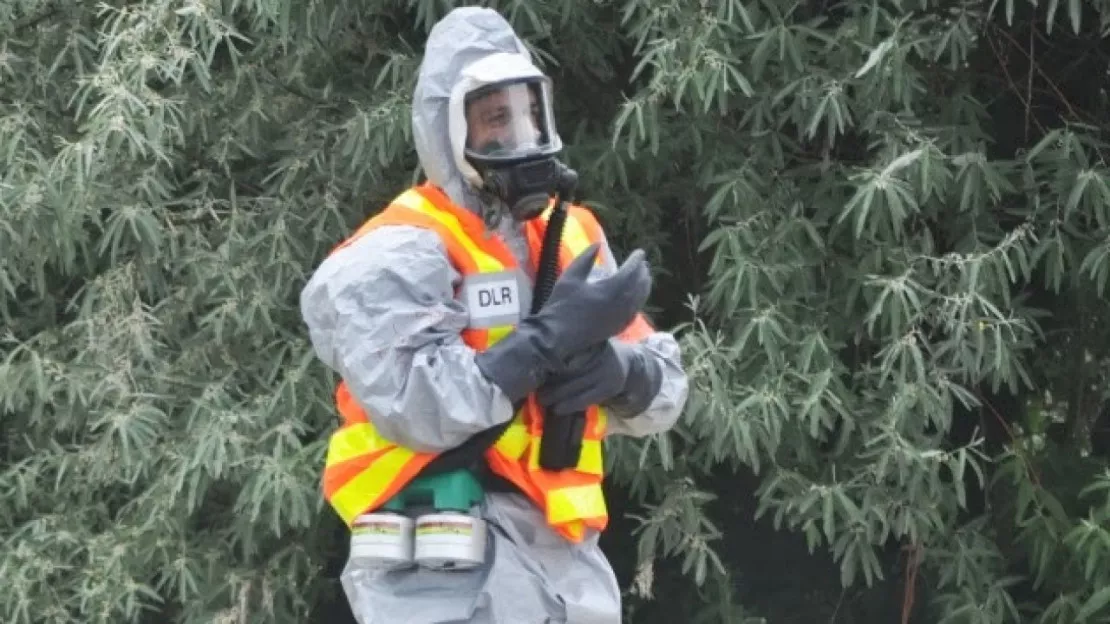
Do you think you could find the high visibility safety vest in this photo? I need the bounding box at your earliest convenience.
[320,183,654,543]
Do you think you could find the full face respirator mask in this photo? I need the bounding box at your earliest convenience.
[459,77,577,221]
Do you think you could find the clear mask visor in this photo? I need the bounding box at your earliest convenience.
[463,80,558,162]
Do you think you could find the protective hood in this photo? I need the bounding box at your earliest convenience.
[412,7,556,211]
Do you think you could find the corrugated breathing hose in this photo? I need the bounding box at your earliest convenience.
[532,171,586,472]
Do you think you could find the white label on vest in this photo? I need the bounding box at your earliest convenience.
[464,272,523,326]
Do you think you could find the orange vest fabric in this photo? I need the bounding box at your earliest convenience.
[320,183,654,542]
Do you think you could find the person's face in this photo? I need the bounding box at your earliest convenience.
[464,84,542,154]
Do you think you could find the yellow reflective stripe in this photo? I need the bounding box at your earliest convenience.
[561,213,592,256]
[576,439,603,475]
[526,434,542,470]
[538,207,599,264]
[493,419,530,459]
[487,325,513,346]
[325,423,393,467]
[594,406,608,436]
[563,521,585,541]
[394,190,503,273]
[329,447,418,525]
[547,484,607,525]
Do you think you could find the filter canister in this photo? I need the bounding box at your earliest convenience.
[413,512,487,570]
[350,512,415,570]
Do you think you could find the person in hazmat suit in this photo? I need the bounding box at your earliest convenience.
[299,6,688,624]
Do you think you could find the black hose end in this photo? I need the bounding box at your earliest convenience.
[554,160,579,201]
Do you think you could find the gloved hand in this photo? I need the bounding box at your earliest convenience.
[536,243,652,356]
[475,243,652,403]
[537,339,664,416]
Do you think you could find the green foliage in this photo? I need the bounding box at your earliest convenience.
[650,0,1110,621]
[3,0,1110,623]
[0,1,405,621]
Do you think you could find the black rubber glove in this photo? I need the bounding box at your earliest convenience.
[475,243,652,403]
[537,339,664,416]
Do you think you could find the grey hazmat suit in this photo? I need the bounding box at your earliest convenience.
[299,7,689,624]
